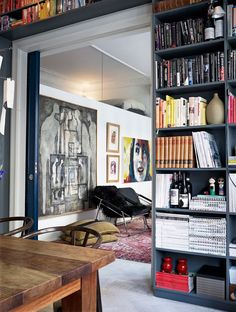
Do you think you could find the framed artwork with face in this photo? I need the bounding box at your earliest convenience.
[106,123,120,153]
[107,155,120,183]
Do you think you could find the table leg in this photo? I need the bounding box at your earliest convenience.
[61,271,97,312]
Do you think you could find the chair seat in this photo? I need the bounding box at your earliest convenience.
[122,205,151,217]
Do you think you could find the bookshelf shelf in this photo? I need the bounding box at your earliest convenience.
[0,0,150,40]
[155,247,226,259]
[156,81,225,95]
[152,1,234,310]
[156,168,226,172]
[228,80,236,88]
[156,208,226,215]
[157,124,225,132]
[154,0,208,20]
[155,39,224,59]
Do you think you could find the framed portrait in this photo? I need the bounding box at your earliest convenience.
[106,155,120,183]
[106,122,120,153]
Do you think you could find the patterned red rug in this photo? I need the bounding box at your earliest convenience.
[100,218,151,263]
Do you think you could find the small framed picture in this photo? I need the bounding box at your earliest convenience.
[106,122,120,153]
[107,155,120,183]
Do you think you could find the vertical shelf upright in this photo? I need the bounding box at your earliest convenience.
[152,1,236,310]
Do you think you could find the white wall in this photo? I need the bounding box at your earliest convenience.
[39,85,152,229]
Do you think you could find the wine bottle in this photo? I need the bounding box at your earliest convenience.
[170,172,179,208]
[186,177,192,205]
[179,172,189,208]
[214,17,223,39]
[204,14,215,41]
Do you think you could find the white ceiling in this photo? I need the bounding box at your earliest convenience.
[40,30,151,112]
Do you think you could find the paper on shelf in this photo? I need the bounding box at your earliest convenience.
[0,106,6,135]
[4,78,15,109]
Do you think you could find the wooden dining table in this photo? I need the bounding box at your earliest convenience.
[0,235,115,312]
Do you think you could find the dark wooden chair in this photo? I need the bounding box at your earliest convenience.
[0,216,34,237]
[22,225,103,312]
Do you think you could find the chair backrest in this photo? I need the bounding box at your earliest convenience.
[118,187,140,205]
[0,216,34,237]
[22,225,102,249]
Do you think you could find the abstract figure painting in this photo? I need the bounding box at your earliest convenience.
[123,137,151,183]
[39,95,97,216]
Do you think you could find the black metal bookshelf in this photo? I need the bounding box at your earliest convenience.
[152,1,236,310]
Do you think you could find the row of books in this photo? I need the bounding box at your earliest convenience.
[0,0,87,31]
[227,4,236,37]
[189,195,226,212]
[155,52,225,89]
[228,92,236,124]
[156,135,194,169]
[228,50,236,80]
[156,95,207,129]
[155,18,204,50]
[153,0,202,13]
[192,131,222,168]
[0,0,87,14]
[156,213,226,256]
[228,156,236,167]
[229,173,236,213]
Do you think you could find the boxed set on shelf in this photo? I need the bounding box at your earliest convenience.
[156,271,194,293]
[196,265,225,300]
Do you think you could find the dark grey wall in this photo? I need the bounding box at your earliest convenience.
[0,37,12,233]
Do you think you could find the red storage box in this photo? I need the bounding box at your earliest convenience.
[156,272,195,293]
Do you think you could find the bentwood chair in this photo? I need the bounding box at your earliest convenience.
[0,216,34,237]
[22,225,103,312]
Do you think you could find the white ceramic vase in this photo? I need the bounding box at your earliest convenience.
[206,93,224,124]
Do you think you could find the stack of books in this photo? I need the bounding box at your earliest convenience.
[192,131,222,168]
[156,135,194,168]
[156,96,207,128]
[229,173,236,213]
[189,195,226,212]
[189,217,226,256]
[156,272,195,293]
[156,213,189,251]
[229,244,236,257]
[228,156,236,166]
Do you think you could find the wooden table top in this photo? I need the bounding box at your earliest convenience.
[0,236,115,311]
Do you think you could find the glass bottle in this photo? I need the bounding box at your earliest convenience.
[179,172,189,208]
[170,172,179,208]
[186,177,192,205]
[214,17,224,39]
[204,14,215,41]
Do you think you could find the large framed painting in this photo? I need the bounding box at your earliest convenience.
[123,137,152,183]
[39,95,97,216]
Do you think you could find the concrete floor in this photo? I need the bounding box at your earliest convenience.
[100,259,223,312]
[40,259,224,312]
